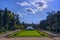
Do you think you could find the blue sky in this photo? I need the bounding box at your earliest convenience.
[0,0,60,24]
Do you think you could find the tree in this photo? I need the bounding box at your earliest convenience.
[39,20,48,30]
[0,8,21,32]
[46,11,60,32]
[0,10,3,32]
[47,11,56,31]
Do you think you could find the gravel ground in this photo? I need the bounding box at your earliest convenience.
[0,37,60,40]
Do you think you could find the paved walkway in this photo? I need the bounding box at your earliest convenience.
[0,29,20,38]
[0,37,60,40]
[40,30,60,37]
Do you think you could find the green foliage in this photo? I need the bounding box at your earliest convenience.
[39,11,60,33]
[0,8,21,32]
[39,20,48,30]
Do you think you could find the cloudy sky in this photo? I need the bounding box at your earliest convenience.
[0,0,60,24]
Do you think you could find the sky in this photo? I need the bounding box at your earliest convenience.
[0,0,60,24]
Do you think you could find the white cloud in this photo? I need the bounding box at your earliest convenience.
[16,0,53,14]
[44,0,54,1]
[17,1,31,6]
[17,12,27,17]
[25,8,38,14]
[30,0,48,11]
[17,12,23,17]
[34,9,38,12]
[22,13,27,15]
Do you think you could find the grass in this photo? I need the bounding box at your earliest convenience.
[0,32,4,35]
[8,30,50,37]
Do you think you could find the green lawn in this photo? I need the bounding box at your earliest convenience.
[8,30,50,37]
[0,32,4,35]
